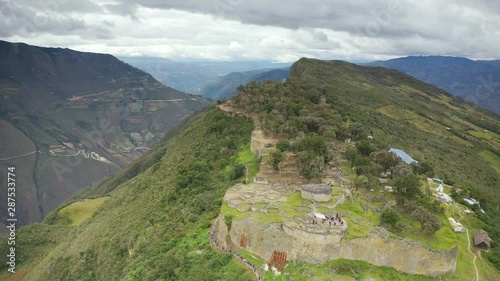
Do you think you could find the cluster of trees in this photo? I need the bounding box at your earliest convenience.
[267,135,330,179]
[232,80,343,140]
[344,138,442,234]
[232,80,374,180]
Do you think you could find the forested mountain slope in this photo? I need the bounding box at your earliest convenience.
[0,40,210,227]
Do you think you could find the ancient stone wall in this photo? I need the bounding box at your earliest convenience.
[221,217,457,276]
[301,190,332,201]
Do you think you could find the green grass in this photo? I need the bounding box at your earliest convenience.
[51,197,110,226]
[334,200,379,239]
[237,144,257,164]
[286,192,305,205]
[479,150,500,173]
[469,130,500,140]
[236,144,259,182]
[221,202,249,221]
[246,163,259,182]
[402,215,458,251]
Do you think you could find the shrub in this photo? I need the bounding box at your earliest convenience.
[229,163,245,180]
[276,139,291,152]
[380,208,401,230]
[410,207,441,234]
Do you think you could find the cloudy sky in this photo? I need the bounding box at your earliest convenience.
[1,0,499,62]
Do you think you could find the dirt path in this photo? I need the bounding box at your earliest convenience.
[244,164,250,182]
[456,203,479,281]
[0,150,37,161]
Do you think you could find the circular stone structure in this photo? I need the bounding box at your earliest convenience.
[301,184,333,202]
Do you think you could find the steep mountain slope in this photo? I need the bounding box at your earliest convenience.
[1,107,256,281]
[0,40,211,228]
[367,56,500,114]
[196,67,290,100]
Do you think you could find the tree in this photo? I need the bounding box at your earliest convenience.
[354,175,369,189]
[276,139,291,152]
[297,151,324,179]
[294,135,328,156]
[380,208,401,229]
[411,161,434,176]
[356,140,376,156]
[229,163,245,180]
[349,123,370,140]
[336,124,350,141]
[410,207,441,234]
[269,150,284,171]
[391,162,413,177]
[373,151,400,171]
[393,174,422,206]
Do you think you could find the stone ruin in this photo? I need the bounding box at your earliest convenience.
[301,183,333,201]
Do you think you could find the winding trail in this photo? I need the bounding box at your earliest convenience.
[456,203,479,281]
[0,150,37,161]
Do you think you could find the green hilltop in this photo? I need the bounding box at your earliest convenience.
[1,58,499,280]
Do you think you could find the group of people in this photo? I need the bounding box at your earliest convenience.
[311,213,344,227]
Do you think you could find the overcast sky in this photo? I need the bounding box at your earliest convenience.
[1,0,499,62]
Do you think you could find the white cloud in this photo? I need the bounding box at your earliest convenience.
[0,0,498,62]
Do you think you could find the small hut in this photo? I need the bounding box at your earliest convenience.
[474,229,492,250]
[301,184,333,201]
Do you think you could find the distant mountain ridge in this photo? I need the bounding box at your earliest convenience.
[195,67,290,100]
[0,40,210,228]
[120,57,291,94]
[367,56,500,114]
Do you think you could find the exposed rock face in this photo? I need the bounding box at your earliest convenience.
[221,217,456,276]
[301,184,333,201]
[213,215,229,250]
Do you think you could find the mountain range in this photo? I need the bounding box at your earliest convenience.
[367,56,500,114]
[0,41,210,229]
[195,67,290,101]
[119,57,291,94]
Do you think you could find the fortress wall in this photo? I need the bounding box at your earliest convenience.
[221,217,456,276]
[340,238,457,276]
[282,222,345,244]
[301,190,332,201]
